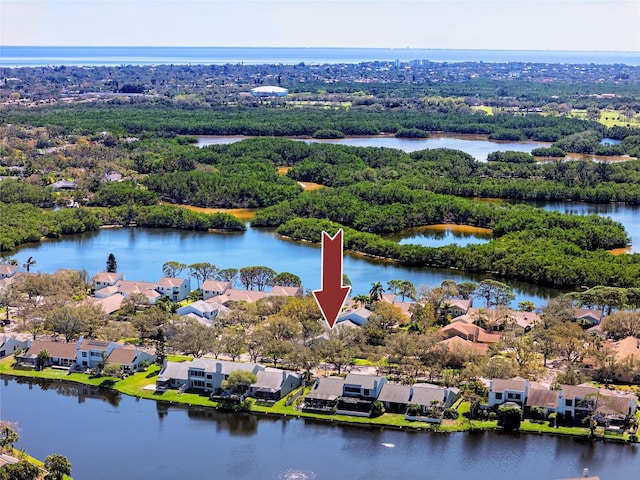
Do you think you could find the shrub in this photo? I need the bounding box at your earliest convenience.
[371,401,385,418]
[443,408,459,420]
[312,129,345,139]
[497,406,522,431]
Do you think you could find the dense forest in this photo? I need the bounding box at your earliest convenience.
[1,97,639,289]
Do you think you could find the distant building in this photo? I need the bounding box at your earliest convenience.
[250,86,288,97]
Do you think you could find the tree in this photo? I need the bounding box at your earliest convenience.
[273,271,302,287]
[36,349,51,370]
[368,281,385,302]
[162,261,187,278]
[474,280,514,309]
[222,370,258,394]
[601,311,640,339]
[188,262,217,288]
[131,307,168,342]
[240,266,276,291]
[44,454,72,480]
[518,301,535,312]
[23,256,35,273]
[549,323,588,365]
[169,318,218,357]
[216,268,238,283]
[106,253,117,273]
[541,295,575,328]
[456,282,478,300]
[352,294,369,308]
[321,334,355,374]
[0,424,18,452]
[387,279,416,301]
[221,325,247,361]
[0,460,39,480]
[46,304,106,342]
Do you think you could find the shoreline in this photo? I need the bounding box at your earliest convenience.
[1,360,636,445]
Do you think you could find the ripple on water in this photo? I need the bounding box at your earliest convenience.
[276,470,316,480]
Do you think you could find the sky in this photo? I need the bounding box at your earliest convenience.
[1,0,639,52]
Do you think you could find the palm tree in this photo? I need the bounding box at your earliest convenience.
[23,256,36,272]
[353,294,369,308]
[369,281,385,302]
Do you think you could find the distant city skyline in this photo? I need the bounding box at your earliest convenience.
[1,0,639,53]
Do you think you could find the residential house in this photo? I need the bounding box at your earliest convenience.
[488,377,530,407]
[186,358,263,393]
[337,307,372,327]
[437,336,489,356]
[611,336,640,382]
[106,346,156,374]
[0,334,30,358]
[16,339,77,368]
[336,373,387,416]
[573,309,604,327]
[112,280,162,305]
[406,384,461,422]
[304,376,345,413]
[211,285,301,305]
[92,272,124,291]
[377,383,412,413]
[524,389,559,416]
[104,172,123,182]
[247,368,302,401]
[176,300,229,324]
[156,277,191,302]
[156,361,190,391]
[200,280,232,300]
[84,293,125,315]
[439,298,472,319]
[558,384,637,420]
[76,337,122,369]
[0,264,21,279]
[50,180,77,190]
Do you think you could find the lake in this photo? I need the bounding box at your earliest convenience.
[1,377,638,480]
[196,134,633,162]
[10,226,557,307]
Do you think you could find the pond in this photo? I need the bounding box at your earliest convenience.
[2,376,638,480]
[196,134,633,162]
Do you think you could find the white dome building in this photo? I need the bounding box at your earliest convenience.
[250,86,289,97]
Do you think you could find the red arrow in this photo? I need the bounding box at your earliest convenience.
[313,229,351,329]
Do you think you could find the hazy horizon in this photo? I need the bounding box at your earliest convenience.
[2,1,639,53]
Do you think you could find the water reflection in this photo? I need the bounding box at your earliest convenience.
[2,377,638,480]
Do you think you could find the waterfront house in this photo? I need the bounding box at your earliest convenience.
[92,271,124,290]
[488,377,530,407]
[106,346,156,374]
[247,368,302,401]
[200,280,233,300]
[186,358,264,393]
[524,389,559,416]
[406,384,460,422]
[336,373,387,416]
[377,383,412,413]
[16,339,76,368]
[303,376,345,413]
[0,334,30,359]
[114,280,162,305]
[76,337,122,369]
[156,361,190,391]
[156,277,191,302]
[211,285,302,305]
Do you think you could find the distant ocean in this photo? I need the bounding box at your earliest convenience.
[1,46,639,67]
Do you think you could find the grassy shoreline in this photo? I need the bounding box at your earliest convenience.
[1,356,636,444]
